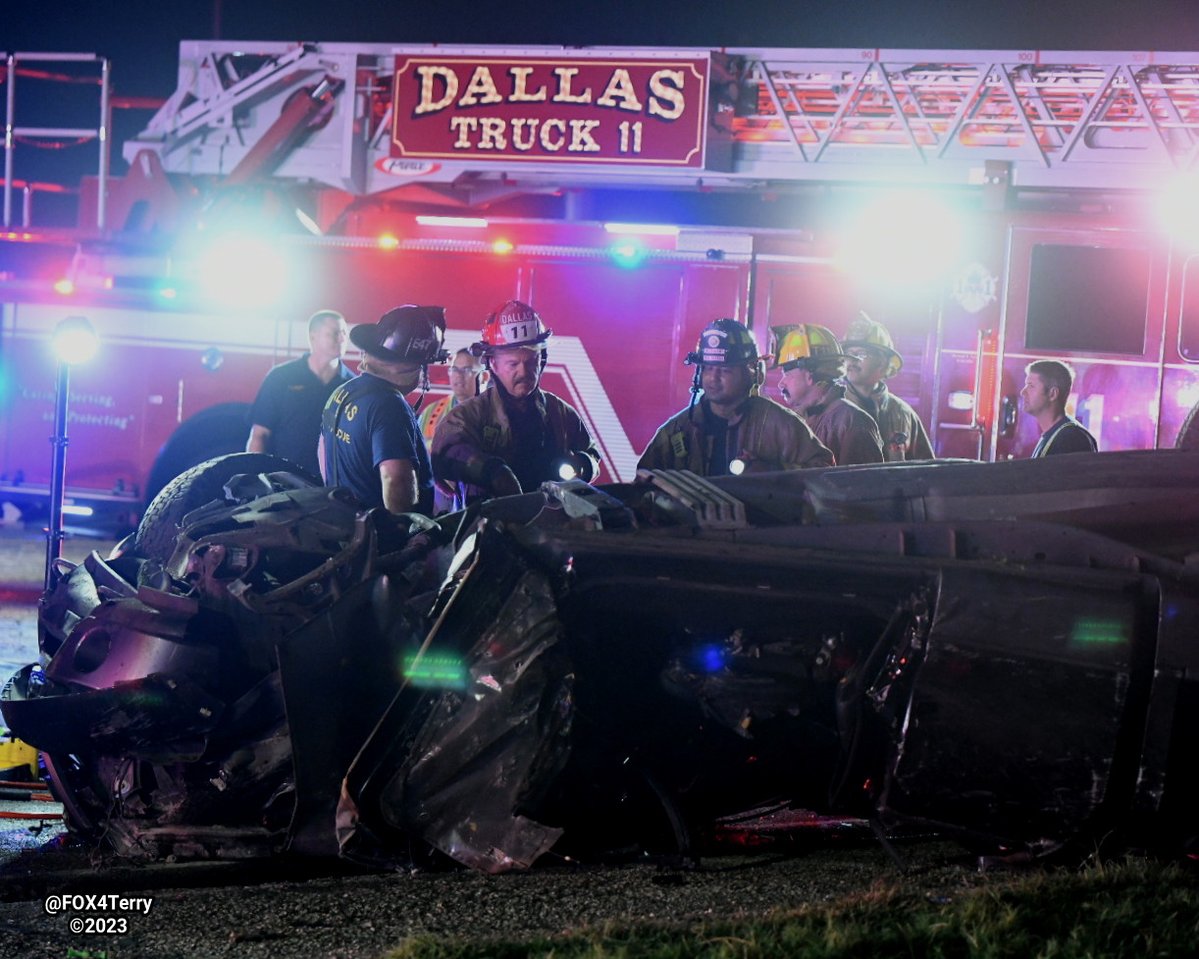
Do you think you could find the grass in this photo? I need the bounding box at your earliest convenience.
[383,857,1199,959]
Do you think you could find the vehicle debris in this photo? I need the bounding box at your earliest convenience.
[5,450,1199,871]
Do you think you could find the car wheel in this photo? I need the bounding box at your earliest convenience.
[133,451,297,564]
[142,402,252,509]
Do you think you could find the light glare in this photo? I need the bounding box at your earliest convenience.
[196,234,288,309]
[610,241,647,268]
[1155,175,1199,252]
[52,316,99,365]
[837,191,966,292]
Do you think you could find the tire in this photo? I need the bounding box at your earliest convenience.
[1177,398,1199,450]
[134,452,293,563]
[42,751,110,840]
[142,402,252,509]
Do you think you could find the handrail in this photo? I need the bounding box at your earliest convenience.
[2,52,110,230]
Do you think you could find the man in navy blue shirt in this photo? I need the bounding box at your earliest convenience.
[319,306,449,515]
[246,309,352,476]
[1022,359,1099,457]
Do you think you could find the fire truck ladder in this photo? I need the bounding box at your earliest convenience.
[733,48,1199,190]
[122,43,1199,197]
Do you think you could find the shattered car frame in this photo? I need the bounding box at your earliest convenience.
[4,450,1199,870]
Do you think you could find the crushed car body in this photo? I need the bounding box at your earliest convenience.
[4,450,1199,870]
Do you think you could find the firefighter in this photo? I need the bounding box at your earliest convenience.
[1021,359,1098,456]
[418,349,487,441]
[319,305,449,515]
[638,318,833,475]
[841,313,935,461]
[246,309,352,476]
[430,300,600,508]
[770,323,884,466]
[419,349,488,513]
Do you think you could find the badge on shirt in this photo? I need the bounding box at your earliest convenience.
[483,425,500,450]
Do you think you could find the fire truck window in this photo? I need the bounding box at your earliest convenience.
[1180,256,1199,362]
[1025,245,1150,355]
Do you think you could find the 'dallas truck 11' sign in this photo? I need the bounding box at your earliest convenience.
[390,54,720,167]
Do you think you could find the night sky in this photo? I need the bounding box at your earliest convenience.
[8,0,1199,99]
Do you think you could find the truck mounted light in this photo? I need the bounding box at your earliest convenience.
[51,315,100,366]
[416,215,488,229]
[610,241,647,267]
[604,222,679,237]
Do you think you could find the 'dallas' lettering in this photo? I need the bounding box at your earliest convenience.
[413,64,688,121]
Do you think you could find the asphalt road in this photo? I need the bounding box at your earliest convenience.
[0,838,987,959]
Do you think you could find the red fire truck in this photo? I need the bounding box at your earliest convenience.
[4,42,1199,529]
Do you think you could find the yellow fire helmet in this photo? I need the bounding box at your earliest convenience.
[842,312,903,377]
[768,323,849,372]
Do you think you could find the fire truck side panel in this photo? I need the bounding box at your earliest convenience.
[1159,252,1199,449]
[994,226,1169,460]
[751,258,944,454]
[0,303,284,502]
[304,246,525,330]
[1,328,146,494]
[525,256,749,469]
[930,223,1007,461]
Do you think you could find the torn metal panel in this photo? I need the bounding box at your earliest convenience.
[3,665,225,757]
[874,564,1148,842]
[278,575,416,857]
[345,529,572,874]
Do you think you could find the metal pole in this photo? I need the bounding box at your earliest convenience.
[4,53,16,228]
[97,57,110,231]
[45,360,70,593]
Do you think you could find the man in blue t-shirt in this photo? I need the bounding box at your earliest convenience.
[319,305,449,515]
[246,309,352,476]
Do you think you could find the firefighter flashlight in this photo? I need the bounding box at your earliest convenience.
[46,316,99,592]
[554,453,595,483]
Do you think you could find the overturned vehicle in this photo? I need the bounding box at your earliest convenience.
[4,450,1199,870]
